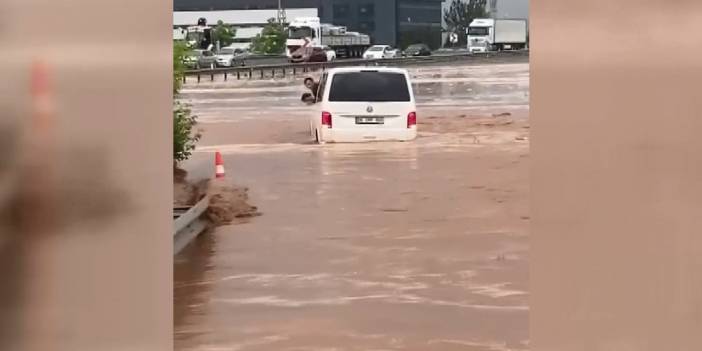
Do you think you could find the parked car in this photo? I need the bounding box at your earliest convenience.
[215,47,245,67]
[184,49,218,69]
[231,51,251,66]
[307,67,417,143]
[363,45,399,59]
[322,46,337,62]
[290,46,328,63]
[403,43,432,57]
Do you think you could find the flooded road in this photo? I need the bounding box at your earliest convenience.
[175,59,530,351]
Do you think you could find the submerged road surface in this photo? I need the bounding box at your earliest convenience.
[175,59,530,351]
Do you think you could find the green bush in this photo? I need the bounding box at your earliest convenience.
[173,40,200,165]
[173,102,201,164]
[250,18,287,54]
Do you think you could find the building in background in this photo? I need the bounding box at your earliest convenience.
[174,0,322,11]
[173,8,319,27]
[319,1,396,47]
[320,0,444,49]
[396,0,445,49]
[174,0,445,49]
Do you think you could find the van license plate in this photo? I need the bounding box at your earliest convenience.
[356,117,384,124]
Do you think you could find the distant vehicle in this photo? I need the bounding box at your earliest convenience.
[307,67,417,144]
[467,18,528,52]
[286,17,371,59]
[184,49,217,69]
[290,46,328,63]
[322,46,337,61]
[225,52,288,66]
[434,47,468,54]
[215,47,245,67]
[363,45,400,59]
[403,43,432,57]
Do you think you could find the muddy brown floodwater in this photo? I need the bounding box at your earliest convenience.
[175,58,530,351]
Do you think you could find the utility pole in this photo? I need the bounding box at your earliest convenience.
[277,0,287,25]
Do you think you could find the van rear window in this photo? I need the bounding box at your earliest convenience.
[328,72,410,102]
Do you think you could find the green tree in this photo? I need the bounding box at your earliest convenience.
[443,0,488,47]
[250,18,287,54]
[173,41,201,165]
[173,40,189,95]
[213,20,236,48]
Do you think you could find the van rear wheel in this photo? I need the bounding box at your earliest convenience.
[315,129,325,144]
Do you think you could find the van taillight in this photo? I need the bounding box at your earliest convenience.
[407,112,417,128]
[322,111,332,128]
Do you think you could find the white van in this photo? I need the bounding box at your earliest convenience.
[309,67,418,143]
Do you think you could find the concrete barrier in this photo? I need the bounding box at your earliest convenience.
[184,50,529,83]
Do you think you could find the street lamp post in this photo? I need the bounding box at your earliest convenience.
[277,0,287,25]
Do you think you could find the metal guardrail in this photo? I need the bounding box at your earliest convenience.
[173,195,210,255]
[183,50,529,83]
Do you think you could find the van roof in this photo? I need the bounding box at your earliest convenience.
[325,67,409,75]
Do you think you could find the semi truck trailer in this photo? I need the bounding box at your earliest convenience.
[286,17,371,59]
[467,18,528,52]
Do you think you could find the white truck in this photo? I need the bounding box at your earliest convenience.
[286,17,371,59]
[173,18,215,51]
[467,18,528,52]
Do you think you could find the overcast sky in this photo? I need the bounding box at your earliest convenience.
[441,0,529,22]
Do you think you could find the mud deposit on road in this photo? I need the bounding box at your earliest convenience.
[175,169,260,226]
[175,61,530,351]
[206,181,261,225]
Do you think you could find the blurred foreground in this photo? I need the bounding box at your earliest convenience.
[0,0,172,349]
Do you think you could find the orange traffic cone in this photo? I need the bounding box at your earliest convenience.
[31,60,54,136]
[215,151,225,178]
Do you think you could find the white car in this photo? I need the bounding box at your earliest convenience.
[215,47,244,67]
[363,45,399,59]
[322,46,337,61]
[308,67,417,143]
